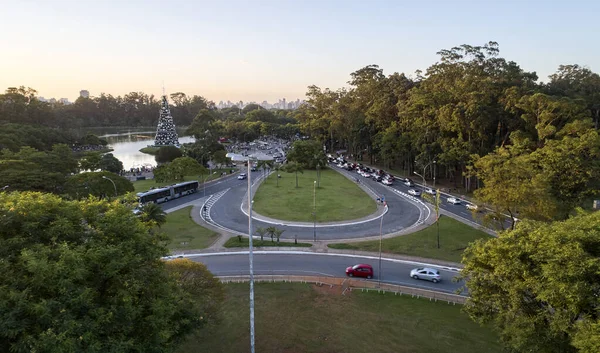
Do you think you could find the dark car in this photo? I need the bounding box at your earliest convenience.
[345,264,374,279]
[373,175,383,182]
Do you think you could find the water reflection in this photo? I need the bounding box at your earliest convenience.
[100,131,194,170]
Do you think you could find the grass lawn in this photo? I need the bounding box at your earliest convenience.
[328,216,493,263]
[139,146,160,155]
[163,206,219,251]
[223,237,312,248]
[252,168,377,222]
[133,168,233,193]
[177,283,502,353]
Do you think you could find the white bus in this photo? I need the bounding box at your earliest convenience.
[136,180,200,204]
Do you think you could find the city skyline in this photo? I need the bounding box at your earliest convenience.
[2,0,599,103]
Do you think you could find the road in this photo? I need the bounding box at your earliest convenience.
[189,252,466,295]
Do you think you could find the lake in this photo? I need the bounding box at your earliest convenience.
[99,130,194,170]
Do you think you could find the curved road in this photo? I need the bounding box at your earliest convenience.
[188,252,466,295]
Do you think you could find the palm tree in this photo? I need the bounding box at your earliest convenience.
[139,203,167,228]
[284,161,303,188]
[256,226,267,242]
[266,226,277,242]
[273,228,285,244]
[257,160,274,182]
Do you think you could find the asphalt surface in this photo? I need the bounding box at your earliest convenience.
[208,168,422,240]
[189,252,466,295]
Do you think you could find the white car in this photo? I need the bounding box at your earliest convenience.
[237,173,247,180]
[447,197,461,205]
[408,189,421,196]
[382,179,393,186]
[424,187,436,195]
[404,180,414,187]
[466,203,479,211]
[410,267,442,283]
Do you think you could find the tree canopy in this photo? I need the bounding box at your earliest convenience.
[460,210,600,353]
[0,192,223,353]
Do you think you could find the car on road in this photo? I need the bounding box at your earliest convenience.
[237,173,247,180]
[382,178,393,186]
[404,179,414,187]
[424,187,436,195]
[345,264,374,279]
[465,203,479,211]
[373,175,383,182]
[446,197,461,204]
[408,188,421,196]
[250,166,258,172]
[410,267,442,283]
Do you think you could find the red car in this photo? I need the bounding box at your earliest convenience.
[345,264,374,279]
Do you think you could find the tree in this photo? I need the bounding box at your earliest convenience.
[98,153,124,174]
[79,151,102,171]
[256,226,267,242]
[283,161,303,188]
[155,145,183,164]
[0,192,218,353]
[266,226,277,242]
[169,156,207,181]
[460,211,600,353]
[212,149,229,168]
[64,171,134,199]
[139,202,168,228]
[257,160,273,182]
[286,140,326,169]
[273,228,285,244]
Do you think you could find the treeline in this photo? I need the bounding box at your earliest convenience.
[0,87,301,134]
[295,42,600,223]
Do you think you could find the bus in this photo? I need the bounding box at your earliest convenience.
[136,180,200,204]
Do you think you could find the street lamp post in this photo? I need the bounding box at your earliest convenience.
[414,171,425,190]
[313,180,317,242]
[414,160,436,190]
[378,213,384,287]
[101,176,117,197]
[247,159,256,353]
[1,185,9,191]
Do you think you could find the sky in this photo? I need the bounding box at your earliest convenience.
[1,0,599,103]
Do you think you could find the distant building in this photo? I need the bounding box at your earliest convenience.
[80,90,90,98]
[59,98,71,105]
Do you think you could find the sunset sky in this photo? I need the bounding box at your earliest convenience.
[2,0,599,103]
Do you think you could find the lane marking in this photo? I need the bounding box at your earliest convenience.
[175,251,463,272]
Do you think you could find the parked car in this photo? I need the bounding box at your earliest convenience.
[404,179,414,187]
[424,187,436,195]
[447,197,461,204]
[408,188,421,196]
[382,178,393,186]
[345,264,374,279]
[410,267,442,283]
[237,173,247,180]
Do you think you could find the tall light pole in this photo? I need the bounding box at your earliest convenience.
[101,176,117,197]
[433,160,437,189]
[247,158,256,353]
[1,185,8,191]
[378,213,384,287]
[414,171,425,190]
[313,180,317,242]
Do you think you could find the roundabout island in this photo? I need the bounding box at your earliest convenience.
[204,164,430,241]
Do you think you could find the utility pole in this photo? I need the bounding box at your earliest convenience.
[313,180,317,242]
[378,213,384,287]
[247,158,256,353]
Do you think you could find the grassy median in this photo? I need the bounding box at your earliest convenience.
[252,168,377,222]
[177,282,501,353]
[223,237,312,248]
[163,206,219,250]
[328,216,492,263]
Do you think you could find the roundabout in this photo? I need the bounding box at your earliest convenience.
[203,165,431,241]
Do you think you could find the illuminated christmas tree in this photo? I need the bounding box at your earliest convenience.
[154,95,180,146]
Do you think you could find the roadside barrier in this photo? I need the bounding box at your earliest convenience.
[216,275,466,304]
